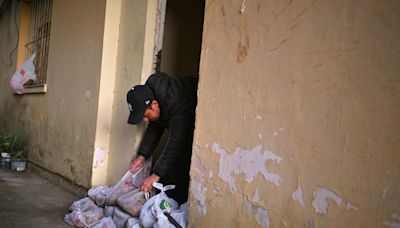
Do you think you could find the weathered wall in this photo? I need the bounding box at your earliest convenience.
[0,0,107,188]
[190,0,400,227]
[0,0,19,124]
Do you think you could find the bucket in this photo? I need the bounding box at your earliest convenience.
[1,153,11,169]
[11,159,27,172]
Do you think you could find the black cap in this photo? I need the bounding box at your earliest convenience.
[127,85,155,124]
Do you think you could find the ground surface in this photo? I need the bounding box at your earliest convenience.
[0,169,78,228]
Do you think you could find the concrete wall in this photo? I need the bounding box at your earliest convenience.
[190,0,400,227]
[0,0,107,188]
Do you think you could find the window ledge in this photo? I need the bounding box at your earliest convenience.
[20,84,47,94]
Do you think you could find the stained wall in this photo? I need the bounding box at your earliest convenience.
[190,0,400,227]
[0,0,107,188]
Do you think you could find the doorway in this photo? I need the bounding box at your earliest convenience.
[150,0,205,190]
[158,0,205,77]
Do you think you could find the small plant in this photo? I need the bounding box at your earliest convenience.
[11,150,26,160]
[0,133,13,152]
[10,135,27,160]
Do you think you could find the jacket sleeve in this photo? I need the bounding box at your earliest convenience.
[152,109,195,178]
[137,121,165,159]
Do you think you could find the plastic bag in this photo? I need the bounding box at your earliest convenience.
[64,198,104,227]
[88,185,108,200]
[89,185,114,206]
[170,202,188,228]
[116,189,147,216]
[153,211,175,228]
[153,200,187,228]
[106,165,150,205]
[104,206,116,217]
[159,202,188,228]
[139,192,158,227]
[69,197,97,212]
[112,207,131,228]
[152,183,179,214]
[139,183,179,227]
[88,217,116,228]
[125,217,140,228]
[10,53,36,94]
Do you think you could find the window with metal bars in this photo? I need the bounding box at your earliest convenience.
[23,0,53,87]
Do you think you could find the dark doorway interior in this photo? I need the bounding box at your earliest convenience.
[160,0,205,77]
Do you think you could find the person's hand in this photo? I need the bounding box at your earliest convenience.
[140,174,160,192]
[129,155,145,172]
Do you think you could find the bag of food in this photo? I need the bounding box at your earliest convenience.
[116,189,148,217]
[125,217,140,228]
[112,207,131,228]
[153,201,187,228]
[139,193,158,227]
[87,217,116,228]
[68,197,96,212]
[104,206,116,217]
[106,165,150,205]
[64,197,104,227]
[139,183,179,227]
[169,202,188,228]
[88,185,114,206]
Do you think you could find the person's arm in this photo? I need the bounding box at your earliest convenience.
[137,121,164,159]
[129,121,164,172]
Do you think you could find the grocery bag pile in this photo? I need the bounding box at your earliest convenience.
[64,163,188,228]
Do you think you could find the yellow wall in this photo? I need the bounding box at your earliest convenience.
[190,0,400,227]
[0,0,154,189]
[0,0,107,188]
[105,0,151,185]
[36,0,107,187]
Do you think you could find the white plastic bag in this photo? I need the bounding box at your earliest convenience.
[10,53,36,94]
[104,206,116,217]
[170,202,188,228]
[116,189,148,216]
[64,198,104,227]
[88,217,116,228]
[139,183,179,227]
[106,165,150,205]
[112,207,131,228]
[153,200,187,228]
[152,183,179,214]
[69,197,96,212]
[125,217,140,228]
[89,185,114,206]
[154,212,174,228]
[139,193,158,227]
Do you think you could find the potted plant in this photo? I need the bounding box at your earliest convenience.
[11,150,27,172]
[10,135,28,172]
[0,133,13,153]
[0,133,13,169]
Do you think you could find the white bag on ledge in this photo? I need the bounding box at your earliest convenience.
[10,53,37,94]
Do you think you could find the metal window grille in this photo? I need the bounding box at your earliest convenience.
[24,0,53,86]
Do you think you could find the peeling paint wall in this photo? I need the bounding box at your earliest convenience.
[190,0,400,227]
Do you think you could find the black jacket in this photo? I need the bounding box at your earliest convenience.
[137,72,198,178]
